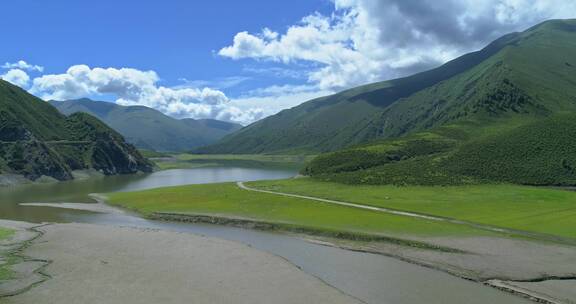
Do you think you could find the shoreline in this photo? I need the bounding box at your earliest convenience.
[13,199,576,304]
[148,211,575,304]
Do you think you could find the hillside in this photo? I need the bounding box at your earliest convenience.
[198,19,576,154]
[50,99,242,152]
[307,113,576,186]
[302,19,576,186]
[0,80,152,182]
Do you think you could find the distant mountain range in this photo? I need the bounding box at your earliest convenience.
[50,99,242,152]
[200,19,576,186]
[0,80,152,183]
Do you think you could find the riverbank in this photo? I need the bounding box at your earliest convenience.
[1,221,360,304]
[103,180,576,303]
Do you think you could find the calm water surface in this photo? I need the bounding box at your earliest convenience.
[0,166,530,304]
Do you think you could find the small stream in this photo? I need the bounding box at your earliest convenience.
[0,166,531,304]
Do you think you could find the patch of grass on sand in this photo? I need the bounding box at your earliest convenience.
[0,227,15,280]
[251,178,576,239]
[106,183,492,237]
[0,228,13,241]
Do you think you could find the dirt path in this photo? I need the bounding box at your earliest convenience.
[237,182,576,246]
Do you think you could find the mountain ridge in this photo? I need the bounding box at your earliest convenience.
[197,19,576,155]
[303,19,576,185]
[50,99,242,152]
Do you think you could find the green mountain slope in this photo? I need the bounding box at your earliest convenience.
[305,19,576,186]
[50,99,242,152]
[0,80,152,182]
[198,19,576,155]
[309,114,576,186]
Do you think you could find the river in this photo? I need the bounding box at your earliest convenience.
[0,166,530,304]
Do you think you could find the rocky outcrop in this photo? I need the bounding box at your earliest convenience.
[0,80,152,183]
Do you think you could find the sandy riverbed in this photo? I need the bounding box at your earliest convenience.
[3,223,360,304]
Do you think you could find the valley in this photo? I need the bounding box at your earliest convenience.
[1,14,576,304]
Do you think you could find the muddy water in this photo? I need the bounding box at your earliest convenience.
[0,166,531,304]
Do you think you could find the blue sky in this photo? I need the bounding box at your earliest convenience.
[2,0,575,124]
[1,0,331,96]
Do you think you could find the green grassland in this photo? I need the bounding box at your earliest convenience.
[307,113,576,186]
[0,227,15,280]
[152,153,315,171]
[106,176,576,241]
[251,178,576,239]
[106,182,493,238]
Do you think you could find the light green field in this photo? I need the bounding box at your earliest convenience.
[251,179,576,239]
[175,154,315,163]
[152,154,314,171]
[106,183,492,238]
[0,227,15,280]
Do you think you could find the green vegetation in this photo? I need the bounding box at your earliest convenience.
[307,113,576,186]
[106,183,493,237]
[0,81,152,181]
[0,228,13,243]
[199,19,576,187]
[138,149,170,158]
[153,153,315,171]
[302,19,576,186]
[251,178,576,239]
[50,99,242,152]
[198,20,576,155]
[0,227,15,280]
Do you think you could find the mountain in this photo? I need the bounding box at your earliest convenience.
[50,99,243,152]
[198,19,576,155]
[0,80,152,182]
[302,19,576,186]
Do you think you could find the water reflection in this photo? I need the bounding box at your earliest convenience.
[0,167,296,223]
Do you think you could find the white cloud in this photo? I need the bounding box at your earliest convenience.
[231,89,333,119]
[30,65,263,125]
[2,60,44,72]
[243,84,321,97]
[1,69,30,88]
[175,76,251,90]
[219,0,576,91]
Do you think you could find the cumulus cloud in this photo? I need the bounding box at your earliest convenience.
[219,0,576,90]
[30,65,262,124]
[175,76,252,90]
[2,60,44,72]
[1,69,30,87]
[231,89,333,119]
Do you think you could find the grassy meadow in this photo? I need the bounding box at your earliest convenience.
[251,178,576,239]
[151,153,314,171]
[106,182,492,238]
[105,177,576,240]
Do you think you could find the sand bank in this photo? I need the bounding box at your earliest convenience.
[3,223,359,304]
